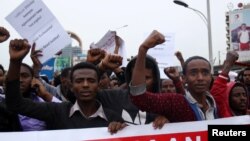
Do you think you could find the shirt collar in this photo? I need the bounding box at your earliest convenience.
[69,100,107,121]
[185,90,216,108]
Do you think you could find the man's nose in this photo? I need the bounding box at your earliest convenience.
[82,80,89,87]
[197,73,204,80]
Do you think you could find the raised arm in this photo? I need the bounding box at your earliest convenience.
[210,51,239,118]
[114,34,120,54]
[164,67,185,94]
[131,30,165,87]
[7,39,30,81]
[30,43,43,78]
[5,39,57,121]
[211,51,239,95]
[129,31,196,122]
[30,43,60,98]
[175,51,185,69]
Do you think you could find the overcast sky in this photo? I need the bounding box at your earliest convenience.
[0,0,249,69]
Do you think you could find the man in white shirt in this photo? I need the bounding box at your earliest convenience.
[238,23,250,51]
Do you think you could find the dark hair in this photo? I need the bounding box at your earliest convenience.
[230,82,248,98]
[241,23,246,26]
[236,69,244,83]
[145,59,155,69]
[53,74,61,87]
[125,55,161,93]
[70,62,100,82]
[61,67,71,78]
[0,64,5,74]
[182,56,211,75]
[40,75,49,83]
[238,67,250,83]
[21,63,34,77]
[243,67,250,72]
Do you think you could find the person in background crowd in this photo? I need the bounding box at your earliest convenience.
[161,79,176,93]
[30,44,75,102]
[99,71,112,89]
[211,51,249,117]
[236,67,250,109]
[162,66,185,94]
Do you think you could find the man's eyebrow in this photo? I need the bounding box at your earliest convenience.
[188,68,210,71]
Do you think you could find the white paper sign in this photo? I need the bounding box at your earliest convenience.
[6,0,71,63]
[147,33,175,79]
[92,30,127,66]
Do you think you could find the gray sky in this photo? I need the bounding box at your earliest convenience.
[0,0,248,69]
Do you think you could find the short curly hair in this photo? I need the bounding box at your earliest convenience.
[182,56,211,75]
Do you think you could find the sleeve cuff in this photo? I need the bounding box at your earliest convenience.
[129,82,146,96]
[51,96,62,103]
[218,74,228,80]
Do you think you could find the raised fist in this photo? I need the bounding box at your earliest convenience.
[9,39,31,62]
[225,51,239,64]
[164,67,180,81]
[141,30,165,50]
[100,54,123,71]
[86,48,106,64]
[0,27,10,43]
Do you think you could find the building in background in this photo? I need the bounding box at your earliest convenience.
[72,50,88,66]
[215,3,250,74]
[61,46,82,58]
[39,31,85,80]
[58,31,84,67]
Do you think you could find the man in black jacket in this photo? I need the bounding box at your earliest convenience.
[5,39,126,134]
[0,26,22,132]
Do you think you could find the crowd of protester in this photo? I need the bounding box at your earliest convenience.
[0,26,249,134]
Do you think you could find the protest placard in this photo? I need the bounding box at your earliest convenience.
[6,0,71,63]
[92,30,127,66]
